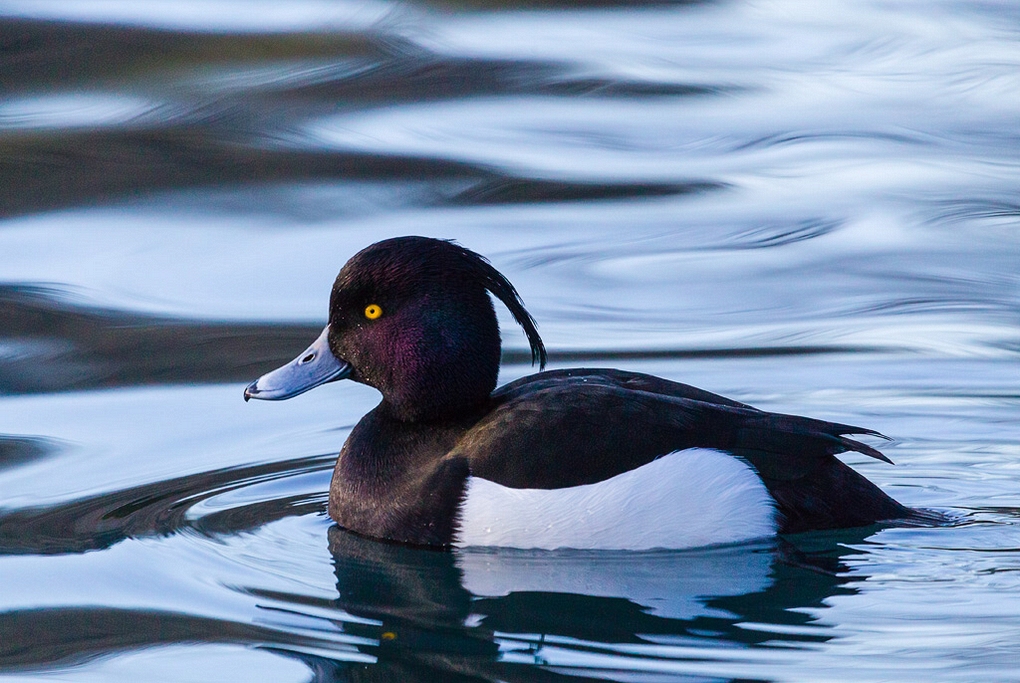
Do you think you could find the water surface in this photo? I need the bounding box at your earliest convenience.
[1,1,1019,681]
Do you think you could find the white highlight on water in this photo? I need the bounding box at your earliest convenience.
[456,542,776,621]
[455,448,777,550]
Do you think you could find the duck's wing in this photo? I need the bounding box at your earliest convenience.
[496,367,755,409]
[455,369,912,532]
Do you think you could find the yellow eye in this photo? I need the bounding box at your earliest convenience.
[364,304,383,320]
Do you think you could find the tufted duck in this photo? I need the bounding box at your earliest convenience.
[245,236,916,549]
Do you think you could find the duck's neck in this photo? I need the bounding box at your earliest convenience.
[328,407,475,545]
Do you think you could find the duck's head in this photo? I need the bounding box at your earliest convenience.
[244,236,546,421]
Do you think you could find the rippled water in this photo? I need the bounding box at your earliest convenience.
[2,1,1019,681]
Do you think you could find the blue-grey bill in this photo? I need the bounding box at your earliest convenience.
[244,325,351,401]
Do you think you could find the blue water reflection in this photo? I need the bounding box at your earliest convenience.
[1,0,1019,680]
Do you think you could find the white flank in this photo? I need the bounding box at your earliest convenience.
[455,448,777,550]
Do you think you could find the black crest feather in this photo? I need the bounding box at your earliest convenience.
[445,241,547,370]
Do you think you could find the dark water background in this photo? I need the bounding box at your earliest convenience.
[2,1,1019,681]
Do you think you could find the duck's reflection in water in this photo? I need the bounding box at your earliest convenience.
[304,525,864,682]
[0,522,863,680]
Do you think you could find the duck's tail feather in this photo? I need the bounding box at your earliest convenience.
[831,434,893,464]
[722,411,894,469]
